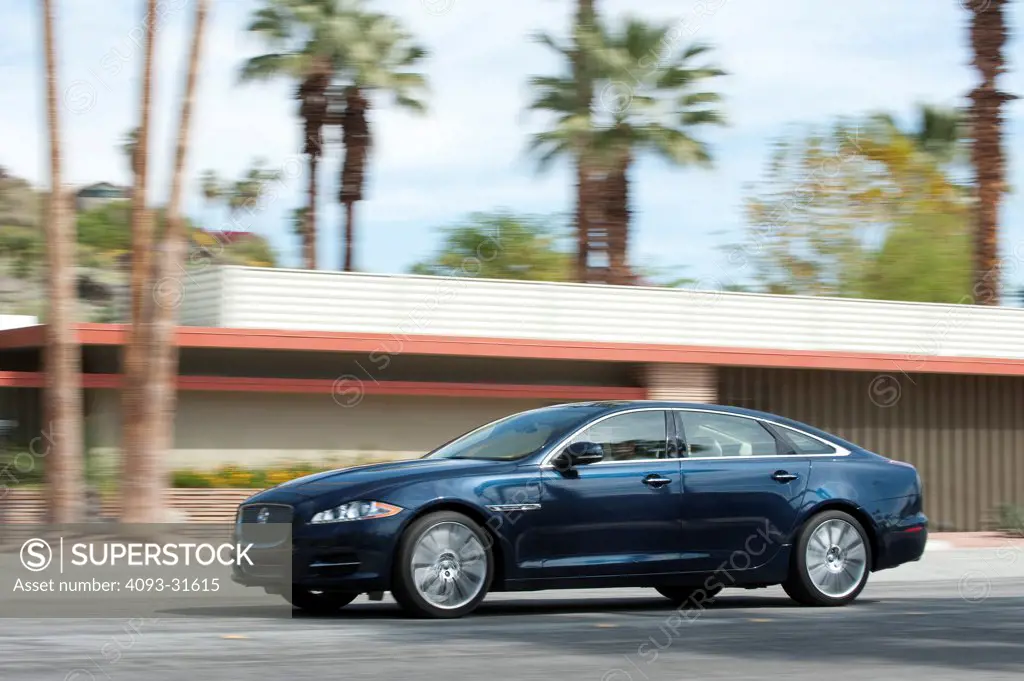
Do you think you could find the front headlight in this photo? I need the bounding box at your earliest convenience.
[309,501,403,524]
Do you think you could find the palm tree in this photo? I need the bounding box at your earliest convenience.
[120,0,159,523]
[533,1,599,282]
[526,35,603,279]
[870,104,965,164]
[121,127,140,178]
[572,0,597,283]
[144,0,209,524]
[40,0,85,524]
[200,161,282,222]
[241,0,363,270]
[530,18,725,284]
[966,0,1015,305]
[331,10,428,272]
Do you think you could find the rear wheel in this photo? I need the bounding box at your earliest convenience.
[392,511,493,619]
[287,587,357,615]
[783,510,871,606]
[655,585,722,607]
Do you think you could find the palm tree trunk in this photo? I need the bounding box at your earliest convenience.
[574,159,588,282]
[339,87,370,273]
[967,0,1013,305]
[605,152,631,285]
[145,0,208,525]
[40,0,84,524]
[298,69,329,271]
[304,153,318,269]
[343,201,355,272]
[573,0,597,283]
[120,0,158,523]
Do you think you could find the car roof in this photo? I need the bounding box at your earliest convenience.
[561,400,775,418]
[557,401,862,450]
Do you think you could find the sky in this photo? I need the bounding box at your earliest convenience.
[1,0,1022,290]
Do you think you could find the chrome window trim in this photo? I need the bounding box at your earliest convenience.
[538,407,674,469]
[769,421,845,457]
[670,408,850,459]
[538,406,849,468]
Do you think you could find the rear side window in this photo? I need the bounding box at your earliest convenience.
[780,428,837,455]
[677,412,780,458]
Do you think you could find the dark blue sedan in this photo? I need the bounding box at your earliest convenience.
[233,401,928,618]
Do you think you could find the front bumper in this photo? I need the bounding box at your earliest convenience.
[232,507,406,592]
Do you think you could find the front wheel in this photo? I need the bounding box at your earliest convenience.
[391,511,493,619]
[287,587,357,615]
[783,510,871,606]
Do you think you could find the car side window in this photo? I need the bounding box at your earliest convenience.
[573,411,669,462]
[780,427,837,455]
[678,412,780,458]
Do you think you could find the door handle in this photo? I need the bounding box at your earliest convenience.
[771,470,799,483]
[642,474,672,488]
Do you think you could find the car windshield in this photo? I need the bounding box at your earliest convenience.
[425,405,605,461]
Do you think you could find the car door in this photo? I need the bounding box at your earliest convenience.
[673,410,811,573]
[528,409,683,578]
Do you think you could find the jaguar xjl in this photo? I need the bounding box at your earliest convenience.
[233,402,928,618]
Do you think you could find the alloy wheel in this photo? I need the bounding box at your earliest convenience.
[804,518,868,598]
[410,521,489,610]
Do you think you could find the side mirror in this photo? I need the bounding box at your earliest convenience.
[563,441,604,467]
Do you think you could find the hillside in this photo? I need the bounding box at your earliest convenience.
[0,167,277,322]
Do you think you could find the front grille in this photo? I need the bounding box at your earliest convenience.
[237,504,293,547]
[239,504,293,524]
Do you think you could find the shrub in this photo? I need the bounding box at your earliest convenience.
[995,504,1024,537]
[170,460,392,489]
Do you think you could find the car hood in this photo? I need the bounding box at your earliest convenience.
[245,457,503,502]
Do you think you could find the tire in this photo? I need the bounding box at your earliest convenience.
[783,510,872,607]
[656,585,722,607]
[287,587,357,615]
[391,510,493,619]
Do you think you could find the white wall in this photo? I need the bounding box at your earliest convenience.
[179,266,1024,361]
[0,315,38,330]
[86,389,555,470]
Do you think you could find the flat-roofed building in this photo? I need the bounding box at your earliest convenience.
[1,266,1023,530]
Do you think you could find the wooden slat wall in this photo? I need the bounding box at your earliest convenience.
[719,367,1024,531]
[0,488,258,525]
[646,364,717,402]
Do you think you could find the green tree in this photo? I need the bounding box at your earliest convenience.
[861,213,971,304]
[218,234,278,267]
[0,170,42,229]
[331,9,428,272]
[871,104,965,164]
[735,114,974,301]
[241,0,363,269]
[410,212,571,282]
[77,202,132,252]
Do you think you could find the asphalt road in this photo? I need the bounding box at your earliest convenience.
[2,549,1023,681]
